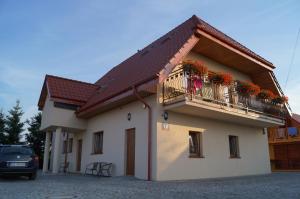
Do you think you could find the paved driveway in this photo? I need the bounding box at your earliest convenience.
[0,172,300,199]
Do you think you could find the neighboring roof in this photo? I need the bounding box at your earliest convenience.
[292,114,300,124]
[38,75,98,110]
[38,15,278,116]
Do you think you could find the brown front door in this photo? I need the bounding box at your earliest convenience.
[126,129,135,176]
[76,139,82,172]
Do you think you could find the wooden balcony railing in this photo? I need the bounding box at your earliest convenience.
[268,127,300,143]
[162,68,286,119]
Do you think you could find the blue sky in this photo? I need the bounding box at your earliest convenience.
[0,0,300,122]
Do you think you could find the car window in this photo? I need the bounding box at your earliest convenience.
[0,146,33,155]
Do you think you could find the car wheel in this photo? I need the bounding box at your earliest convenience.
[29,172,37,180]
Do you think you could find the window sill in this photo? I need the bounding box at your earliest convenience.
[189,155,205,159]
[91,152,103,155]
[229,156,241,159]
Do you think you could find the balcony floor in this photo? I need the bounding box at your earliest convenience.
[164,96,285,127]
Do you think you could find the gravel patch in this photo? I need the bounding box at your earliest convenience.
[0,172,300,199]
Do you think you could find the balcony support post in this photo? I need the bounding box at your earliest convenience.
[52,127,62,174]
[42,131,51,172]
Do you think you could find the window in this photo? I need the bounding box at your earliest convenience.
[63,138,73,154]
[68,138,73,153]
[229,135,240,158]
[62,140,67,154]
[189,131,203,158]
[0,146,33,155]
[54,102,79,110]
[93,132,103,154]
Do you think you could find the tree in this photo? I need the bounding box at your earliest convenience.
[5,100,24,144]
[0,109,6,144]
[26,112,45,168]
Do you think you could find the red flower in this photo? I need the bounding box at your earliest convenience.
[248,82,260,96]
[236,81,260,96]
[272,95,288,104]
[258,89,275,100]
[182,60,208,75]
[209,72,233,86]
[221,73,233,86]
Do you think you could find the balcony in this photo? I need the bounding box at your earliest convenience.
[162,68,286,127]
[268,127,300,144]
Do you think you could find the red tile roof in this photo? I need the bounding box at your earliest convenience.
[38,75,98,109]
[38,15,277,116]
[78,15,275,116]
[77,16,197,115]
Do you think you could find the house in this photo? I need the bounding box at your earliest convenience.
[268,114,300,170]
[38,15,289,181]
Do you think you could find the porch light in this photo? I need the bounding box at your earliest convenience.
[127,113,131,121]
[163,111,168,121]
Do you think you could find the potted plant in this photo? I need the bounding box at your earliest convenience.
[208,72,233,101]
[236,81,260,96]
[181,60,208,97]
[208,72,233,86]
[257,89,275,103]
[236,81,250,96]
[247,82,260,107]
[248,82,261,96]
[182,60,208,76]
[272,96,288,106]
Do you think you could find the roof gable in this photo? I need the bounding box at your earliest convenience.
[78,15,276,116]
[38,75,98,110]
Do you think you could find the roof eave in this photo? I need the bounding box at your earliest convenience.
[195,28,275,71]
[37,76,49,111]
[77,77,158,118]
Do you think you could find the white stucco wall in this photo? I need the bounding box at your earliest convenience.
[44,91,271,181]
[151,51,270,181]
[79,95,158,180]
[155,110,271,181]
[40,96,87,131]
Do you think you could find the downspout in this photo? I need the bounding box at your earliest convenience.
[132,86,152,181]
